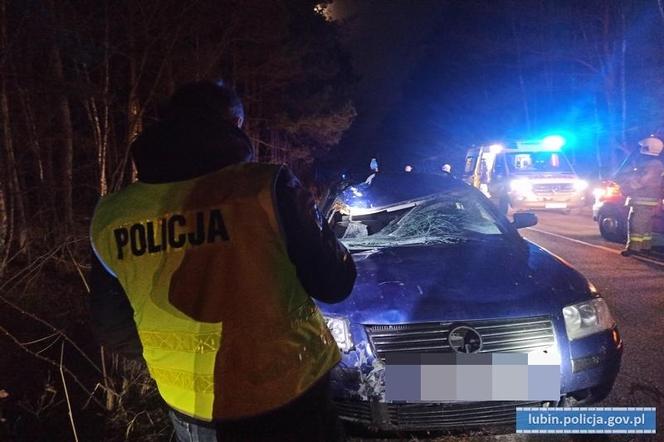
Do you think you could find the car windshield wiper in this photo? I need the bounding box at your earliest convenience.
[342,234,483,250]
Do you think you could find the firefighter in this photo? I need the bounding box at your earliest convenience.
[89,81,356,441]
[621,158,664,256]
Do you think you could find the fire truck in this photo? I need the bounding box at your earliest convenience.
[592,137,664,244]
[462,136,588,214]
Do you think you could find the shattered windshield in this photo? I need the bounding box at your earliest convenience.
[333,190,506,250]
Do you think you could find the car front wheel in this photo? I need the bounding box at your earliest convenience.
[598,208,626,243]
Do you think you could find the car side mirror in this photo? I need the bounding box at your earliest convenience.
[512,212,538,229]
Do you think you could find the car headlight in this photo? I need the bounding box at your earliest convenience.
[324,316,353,352]
[592,187,606,200]
[510,179,532,193]
[593,181,622,201]
[574,179,589,192]
[562,298,615,340]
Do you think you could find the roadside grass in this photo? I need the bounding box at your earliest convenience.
[0,234,173,441]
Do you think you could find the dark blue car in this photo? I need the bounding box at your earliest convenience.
[317,172,623,431]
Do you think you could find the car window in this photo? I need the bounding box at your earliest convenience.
[464,155,477,174]
[494,156,506,177]
[332,189,508,250]
[505,151,573,173]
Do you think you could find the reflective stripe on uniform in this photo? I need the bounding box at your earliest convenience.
[150,366,215,394]
[631,197,660,206]
[140,330,221,354]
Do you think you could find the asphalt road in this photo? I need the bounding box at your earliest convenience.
[519,209,664,438]
[351,208,663,441]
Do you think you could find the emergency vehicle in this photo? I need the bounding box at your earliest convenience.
[592,137,664,244]
[462,137,588,214]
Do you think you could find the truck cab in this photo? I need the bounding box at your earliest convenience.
[463,140,587,214]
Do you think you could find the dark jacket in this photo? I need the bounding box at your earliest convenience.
[89,115,356,356]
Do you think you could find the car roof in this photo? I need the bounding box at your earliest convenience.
[340,172,470,208]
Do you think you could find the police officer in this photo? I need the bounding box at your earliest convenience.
[89,81,356,441]
[621,157,664,256]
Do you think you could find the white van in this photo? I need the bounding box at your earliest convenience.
[463,141,588,213]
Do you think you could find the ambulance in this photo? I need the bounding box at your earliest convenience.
[462,136,588,214]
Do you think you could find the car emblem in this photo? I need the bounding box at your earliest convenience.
[448,325,483,353]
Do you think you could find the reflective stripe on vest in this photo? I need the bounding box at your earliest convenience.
[90,163,340,421]
[631,197,660,206]
[139,330,221,354]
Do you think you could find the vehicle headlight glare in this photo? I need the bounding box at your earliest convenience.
[592,187,606,199]
[563,298,615,340]
[574,179,589,192]
[324,316,353,352]
[510,179,532,193]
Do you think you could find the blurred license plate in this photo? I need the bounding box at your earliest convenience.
[545,203,567,208]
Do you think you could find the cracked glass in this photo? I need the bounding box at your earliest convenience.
[334,190,506,250]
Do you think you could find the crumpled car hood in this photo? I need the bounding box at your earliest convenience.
[318,238,593,324]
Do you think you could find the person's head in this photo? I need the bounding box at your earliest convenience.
[164,80,244,128]
[442,164,452,173]
[131,80,253,183]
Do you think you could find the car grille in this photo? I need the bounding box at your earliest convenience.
[335,400,372,425]
[334,400,551,429]
[532,183,575,193]
[365,316,555,360]
[387,400,547,429]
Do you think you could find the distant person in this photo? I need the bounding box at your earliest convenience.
[89,80,356,441]
[478,158,490,196]
[441,164,453,177]
[621,158,664,256]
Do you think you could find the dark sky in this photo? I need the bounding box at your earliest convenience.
[316,0,445,175]
[324,0,664,178]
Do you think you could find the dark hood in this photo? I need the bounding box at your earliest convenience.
[318,239,594,324]
[131,115,254,183]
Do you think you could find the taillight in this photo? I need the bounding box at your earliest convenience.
[593,181,622,201]
[605,182,622,197]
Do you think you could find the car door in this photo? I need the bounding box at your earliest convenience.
[488,154,508,204]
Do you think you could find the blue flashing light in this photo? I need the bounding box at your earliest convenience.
[489,143,504,154]
[541,135,566,150]
[350,186,364,197]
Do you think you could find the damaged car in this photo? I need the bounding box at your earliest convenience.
[316,171,623,432]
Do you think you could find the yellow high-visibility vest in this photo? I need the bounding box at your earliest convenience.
[91,163,340,421]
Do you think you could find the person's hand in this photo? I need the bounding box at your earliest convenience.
[332,200,350,216]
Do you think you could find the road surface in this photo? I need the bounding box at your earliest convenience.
[519,209,664,438]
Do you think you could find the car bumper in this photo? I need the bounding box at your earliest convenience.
[329,321,623,432]
[510,192,585,211]
[592,203,600,221]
